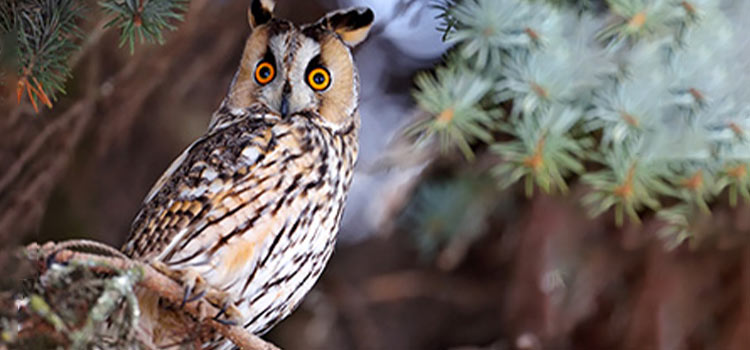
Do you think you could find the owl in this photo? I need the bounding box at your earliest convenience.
[121,0,373,348]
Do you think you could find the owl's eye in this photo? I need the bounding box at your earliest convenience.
[307,67,331,91]
[255,61,275,85]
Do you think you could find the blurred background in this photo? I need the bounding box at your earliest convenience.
[2,0,750,349]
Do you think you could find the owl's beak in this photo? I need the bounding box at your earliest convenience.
[280,95,289,117]
[279,82,291,117]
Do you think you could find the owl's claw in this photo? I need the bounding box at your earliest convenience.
[212,303,239,326]
[205,290,243,326]
[213,316,239,326]
[181,287,206,308]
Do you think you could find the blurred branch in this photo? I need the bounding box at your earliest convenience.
[0,101,85,196]
[0,42,100,260]
[22,240,282,350]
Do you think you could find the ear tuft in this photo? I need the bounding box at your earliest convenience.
[248,0,275,28]
[324,7,374,47]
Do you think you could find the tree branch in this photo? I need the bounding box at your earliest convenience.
[24,241,281,350]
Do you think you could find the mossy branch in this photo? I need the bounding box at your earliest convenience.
[16,240,281,350]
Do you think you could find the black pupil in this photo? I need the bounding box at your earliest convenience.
[313,72,326,85]
[259,66,271,79]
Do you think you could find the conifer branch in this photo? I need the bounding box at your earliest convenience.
[100,0,188,54]
[0,0,188,113]
[1,0,83,112]
[409,0,750,244]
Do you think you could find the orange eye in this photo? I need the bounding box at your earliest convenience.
[255,61,275,85]
[307,67,331,91]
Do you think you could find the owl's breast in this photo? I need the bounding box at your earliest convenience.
[166,116,357,331]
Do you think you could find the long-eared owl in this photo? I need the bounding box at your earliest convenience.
[121,0,374,347]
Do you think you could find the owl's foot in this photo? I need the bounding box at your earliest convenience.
[149,262,208,308]
[204,289,243,326]
[149,262,242,325]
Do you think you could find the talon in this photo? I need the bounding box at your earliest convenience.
[206,291,243,325]
[213,301,229,319]
[214,303,226,319]
[212,301,240,326]
[181,286,190,308]
[182,288,206,307]
[213,316,238,326]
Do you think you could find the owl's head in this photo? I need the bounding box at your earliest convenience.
[224,0,374,130]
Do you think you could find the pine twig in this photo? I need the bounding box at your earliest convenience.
[4,0,85,112]
[24,241,282,350]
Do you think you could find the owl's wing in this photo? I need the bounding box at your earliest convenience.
[123,115,283,263]
[124,109,339,300]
